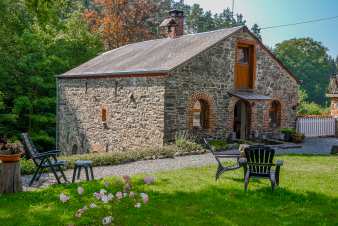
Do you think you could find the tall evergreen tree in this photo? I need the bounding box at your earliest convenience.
[251,23,262,40]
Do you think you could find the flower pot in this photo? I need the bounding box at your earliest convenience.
[283,133,293,142]
[0,153,22,163]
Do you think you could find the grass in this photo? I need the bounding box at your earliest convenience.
[0,155,337,226]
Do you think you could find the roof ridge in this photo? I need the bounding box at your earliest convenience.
[101,26,245,55]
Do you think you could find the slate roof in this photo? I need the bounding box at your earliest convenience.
[59,26,244,78]
[58,25,299,84]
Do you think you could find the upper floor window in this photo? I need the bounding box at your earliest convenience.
[237,47,250,64]
[269,100,281,128]
[192,100,209,129]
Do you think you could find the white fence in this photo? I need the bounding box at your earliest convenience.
[296,117,336,137]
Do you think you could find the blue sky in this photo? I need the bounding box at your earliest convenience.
[184,0,338,57]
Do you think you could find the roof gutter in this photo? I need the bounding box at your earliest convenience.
[56,70,170,79]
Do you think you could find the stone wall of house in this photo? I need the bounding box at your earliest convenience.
[164,29,299,142]
[57,77,166,155]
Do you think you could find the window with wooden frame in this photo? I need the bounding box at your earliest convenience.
[192,100,209,129]
[235,40,256,90]
[101,107,107,123]
[269,100,281,128]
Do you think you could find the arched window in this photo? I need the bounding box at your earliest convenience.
[192,100,209,129]
[101,107,107,123]
[269,100,281,128]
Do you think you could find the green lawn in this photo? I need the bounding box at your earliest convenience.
[0,155,337,226]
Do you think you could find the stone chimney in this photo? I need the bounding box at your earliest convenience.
[160,9,184,38]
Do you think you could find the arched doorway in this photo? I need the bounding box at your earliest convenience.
[233,100,251,139]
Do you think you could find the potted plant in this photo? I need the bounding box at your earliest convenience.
[0,137,24,193]
[280,128,296,142]
[0,138,24,163]
[291,131,305,143]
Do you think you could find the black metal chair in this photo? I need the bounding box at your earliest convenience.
[239,145,283,191]
[203,138,241,180]
[21,133,68,186]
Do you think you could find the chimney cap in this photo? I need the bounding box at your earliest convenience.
[169,9,184,17]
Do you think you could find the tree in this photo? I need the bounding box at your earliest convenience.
[0,0,102,148]
[335,56,338,74]
[84,0,159,50]
[251,23,261,40]
[274,38,336,105]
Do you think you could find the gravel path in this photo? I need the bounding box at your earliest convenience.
[22,153,216,190]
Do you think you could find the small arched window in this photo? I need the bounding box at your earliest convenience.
[192,100,209,129]
[269,100,281,128]
[101,107,107,123]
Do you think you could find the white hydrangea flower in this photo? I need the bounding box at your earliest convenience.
[115,191,123,199]
[77,186,84,195]
[59,193,70,203]
[102,216,113,225]
[140,193,149,204]
[89,203,97,208]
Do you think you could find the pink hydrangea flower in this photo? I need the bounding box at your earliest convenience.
[59,193,70,203]
[140,193,149,204]
[75,206,86,218]
[115,191,123,199]
[144,176,155,185]
[94,192,101,200]
[102,216,113,225]
[77,186,84,195]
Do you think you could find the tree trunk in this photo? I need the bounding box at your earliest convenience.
[0,161,22,193]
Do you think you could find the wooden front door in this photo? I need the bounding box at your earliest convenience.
[233,100,251,139]
[235,43,255,89]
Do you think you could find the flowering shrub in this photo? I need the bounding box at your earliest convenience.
[59,175,153,225]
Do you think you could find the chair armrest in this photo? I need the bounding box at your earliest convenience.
[276,160,283,166]
[33,151,59,159]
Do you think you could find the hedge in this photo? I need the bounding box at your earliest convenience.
[20,144,207,175]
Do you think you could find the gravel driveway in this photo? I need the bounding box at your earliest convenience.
[276,137,338,155]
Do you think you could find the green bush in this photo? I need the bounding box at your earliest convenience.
[280,128,296,135]
[175,137,202,153]
[175,131,203,153]
[208,140,228,150]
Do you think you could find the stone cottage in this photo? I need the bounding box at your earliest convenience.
[57,10,299,154]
